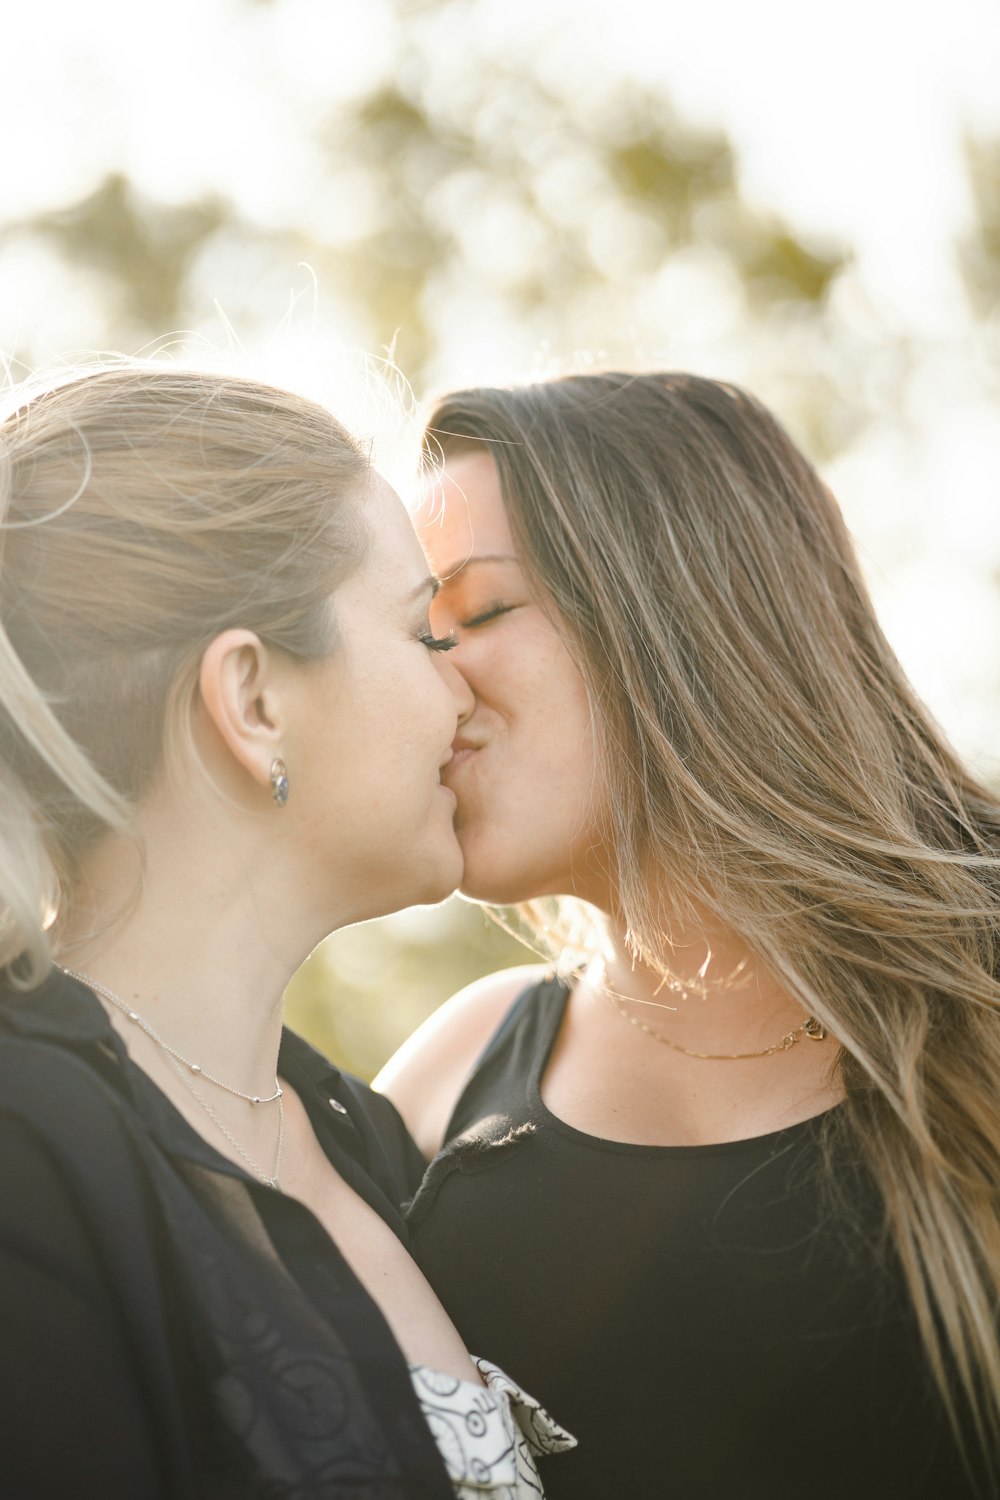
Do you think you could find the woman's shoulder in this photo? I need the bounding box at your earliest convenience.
[0,1022,157,1282]
[0,973,130,1126]
[0,1020,122,1127]
[373,964,550,1160]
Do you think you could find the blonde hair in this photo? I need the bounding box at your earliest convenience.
[426,371,1000,1484]
[0,365,369,984]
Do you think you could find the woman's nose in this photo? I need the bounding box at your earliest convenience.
[441,653,475,723]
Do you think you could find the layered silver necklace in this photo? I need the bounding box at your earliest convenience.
[59,965,284,1188]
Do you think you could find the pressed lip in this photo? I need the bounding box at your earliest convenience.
[445,746,478,773]
[437,748,458,796]
[442,733,485,779]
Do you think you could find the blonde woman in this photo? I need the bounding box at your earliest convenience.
[0,368,572,1497]
[377,372,1000,1498]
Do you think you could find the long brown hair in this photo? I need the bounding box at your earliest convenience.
[0,365,369,983]
[425,371,1000,1481]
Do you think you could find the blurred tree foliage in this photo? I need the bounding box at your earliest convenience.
[16,175,229,333]
[291,904,539,1083]
[961,134,1000,325]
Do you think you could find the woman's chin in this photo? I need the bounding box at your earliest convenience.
[423,839,466,906]
[457,868,535,908]
[452,829,571,907]
[456,854,590,909]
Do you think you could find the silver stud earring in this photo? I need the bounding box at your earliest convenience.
[270,758,289,807]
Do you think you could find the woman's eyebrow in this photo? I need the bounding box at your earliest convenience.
[405,575,441,604]
[439,553,519,581]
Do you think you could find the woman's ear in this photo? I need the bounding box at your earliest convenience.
[197,630,284,793]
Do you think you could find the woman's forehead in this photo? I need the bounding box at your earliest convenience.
[417,452,514,572]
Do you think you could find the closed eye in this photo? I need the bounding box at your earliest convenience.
[419,629,458,652]
[463,601,515,628]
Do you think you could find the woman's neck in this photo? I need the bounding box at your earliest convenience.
[559,915,842,1146]
[56,797,322,1097]
[594,916,816,1059]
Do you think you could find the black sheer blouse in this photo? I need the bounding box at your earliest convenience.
[0,969,455,1499]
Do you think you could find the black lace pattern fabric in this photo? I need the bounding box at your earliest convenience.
[0,970,456,1498]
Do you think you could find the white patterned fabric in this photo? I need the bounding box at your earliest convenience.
[409,1356,576,1497]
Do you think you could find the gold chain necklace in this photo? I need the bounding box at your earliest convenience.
[606,987,827,1060]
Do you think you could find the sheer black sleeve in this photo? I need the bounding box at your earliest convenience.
[0,1114,167,1497]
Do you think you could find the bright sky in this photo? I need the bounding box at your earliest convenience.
[3,0,1000,769]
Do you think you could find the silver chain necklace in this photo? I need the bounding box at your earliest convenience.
[59,965,285,1188]
[164,1047,284,1188]
[59,966,284,1103]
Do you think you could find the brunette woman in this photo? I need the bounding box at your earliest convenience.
[378,372,1000,1498]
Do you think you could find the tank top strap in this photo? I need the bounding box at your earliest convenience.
[444,973,572,1142]
[406,975,573,1234]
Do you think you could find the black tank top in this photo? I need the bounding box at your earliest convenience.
[409,977,980,1499]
